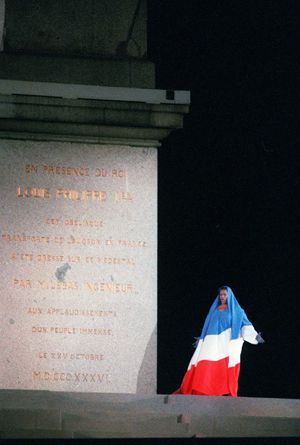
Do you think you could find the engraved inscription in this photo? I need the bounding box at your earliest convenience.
[37,352,105,361]
[13,279,135,293]
[32,371,111,383]
[1,142,156,393]
[31,326,113,335]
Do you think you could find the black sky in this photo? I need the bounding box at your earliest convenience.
[148,0,299,398]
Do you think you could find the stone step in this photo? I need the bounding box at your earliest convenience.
[63,412,189,437]
[0,390,299,438]
[191,416,300,438]
[166,394,300,418]
[0,408,61,430]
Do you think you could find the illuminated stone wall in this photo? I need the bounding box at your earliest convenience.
[0,139,157,393]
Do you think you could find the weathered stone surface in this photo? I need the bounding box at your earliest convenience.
[5,0,147,59]
[192,416,300,438]
[166,394,300,417]
[0,409,61,430]
[1,0,154,89]
[0,54,155,88]
[0,429,74,439]
[0,391,299,438]
[0,139,157,393]
[62,412,185,435]
[0,409,36,430]
[0,87,190,146]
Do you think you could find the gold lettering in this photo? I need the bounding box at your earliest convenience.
[67,236,102,246]
[36,281,79,290]
[32,371,41,380]
[54,236,64,245]
[95,168,108,177]
[38,352,47,358]
[104,239,146,248]
[95,256,135,266]
[46,307,117,317]
[27,307,42,315]
[81,190,107,201]
[37,254,64,263]
[64,218,103,228]
[79,327,112,335]
[32,370,111,383]
[17,186,50,199]
[2,233,50,244]
[25,164,38,174]
[32,326,48,333]
[11,253,34,261]
[13,278,32,288]
[37,280,46,289]
[114,191,132,202]
[118,239,146,248]
[56,188,80,200]
[84,281,134,293]
[49,326,77,334]
[67,255,80,263]
[43,165,90,176]
[46,218,61,225]
[96,373,110,383]
[112,169,127,178]
[56,189,107,201]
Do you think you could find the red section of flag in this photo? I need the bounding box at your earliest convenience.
[172,357,240,397]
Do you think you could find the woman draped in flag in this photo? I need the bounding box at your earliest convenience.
[173,286,264,397]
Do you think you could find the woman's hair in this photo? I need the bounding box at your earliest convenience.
[218,286,228,294]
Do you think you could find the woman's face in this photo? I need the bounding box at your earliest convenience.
[219,289,228,304]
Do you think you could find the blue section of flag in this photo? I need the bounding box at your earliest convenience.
[199,286,253,340]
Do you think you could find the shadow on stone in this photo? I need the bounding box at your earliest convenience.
[136,324,157,394]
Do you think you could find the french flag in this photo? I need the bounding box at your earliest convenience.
[173,287,259,397]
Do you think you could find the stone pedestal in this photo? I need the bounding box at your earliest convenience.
[0,390,299,438]
[0,79,190,394]
[0,139,157,394]
[0,0,155,88]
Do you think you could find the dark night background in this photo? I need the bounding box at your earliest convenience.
[2,3,298,445]
[148,0,299,399]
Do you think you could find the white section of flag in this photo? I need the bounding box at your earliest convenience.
[187,328,246,370]
[241,324,258,344]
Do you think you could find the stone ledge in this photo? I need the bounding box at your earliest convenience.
[0,131,160,147]
[0,89,190,146]
[0,390,299,438]
[0,429,74,439]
